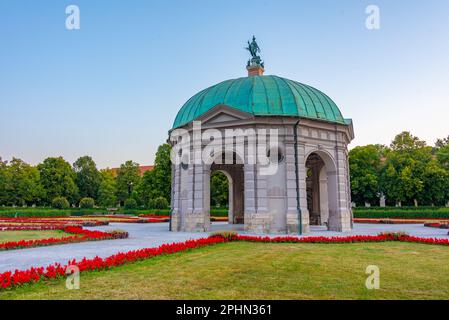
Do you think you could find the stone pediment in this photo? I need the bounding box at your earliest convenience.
[195,104,254,127]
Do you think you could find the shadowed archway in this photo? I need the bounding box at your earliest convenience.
[305,151,338,230]
[205,151,244,225]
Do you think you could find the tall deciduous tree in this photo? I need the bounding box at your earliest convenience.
[116,161,141,203]
[73,156,101,200]
[421,161,449,206]
[0,158,10,205]
[379,132,431,206]
[435,137,449,170]
[98,169,117,207]
[349,145,384,205]
[37,157,79,205]
[6,158,43,206]
[136,169,157,207]
[152,144,172,202]
[136,144,172,206]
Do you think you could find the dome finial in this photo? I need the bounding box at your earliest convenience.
[245,36,264,76]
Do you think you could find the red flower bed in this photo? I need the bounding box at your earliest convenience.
[0,226,127,251]
[354,218,430,224]
[2,232,449,291]
[231,234,449,246]
[0,236,226,289]
[424,222,449,229]
[234,234,390,243]
[0,217,108,228]
[138,214,170,222]
[0,225,70,231]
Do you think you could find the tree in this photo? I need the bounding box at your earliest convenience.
[436,145,449,169]
[6,158,43,206]
[348,145,383,205]
[379,132,432,205]
[116,161,141,203]
[210,171,229,207]
[79,197,95,209]
[435,136,449,148]
[135,144,172,206]
[73,156,101,201]
[435,137,449,170]
[37,157,78,205]
[148,196,169,209]
[52,196,70,209]
[421,161,449,206]
[379,163,404,205]
[152,144,172,201]
[124,198,137,210]
[390,131,427,152]
[136,169,157,206]
[0,157,10,205]
[98,169,117,207]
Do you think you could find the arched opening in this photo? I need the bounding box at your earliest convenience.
[305,151,338,229]
[206,151,244,225]
[210,171,229,210]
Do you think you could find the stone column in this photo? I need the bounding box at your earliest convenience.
[319,169,329,225]
[310,163,321,225]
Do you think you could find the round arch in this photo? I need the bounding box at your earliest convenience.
[305,149,339,230]
[204,150,245,226]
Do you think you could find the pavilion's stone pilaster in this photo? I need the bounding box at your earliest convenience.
[285,135,301,234]
[328,146,351,232]
[170,164,182,231]
[180,163,210,232]
[297,142,310,234]
[248,168,272,233]
[244,163,269,233]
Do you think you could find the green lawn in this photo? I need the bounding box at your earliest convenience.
[2,241,449,300]
[0,230,70,244]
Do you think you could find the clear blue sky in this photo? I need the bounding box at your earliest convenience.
[1,0,448,168]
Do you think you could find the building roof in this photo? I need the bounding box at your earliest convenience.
[172,75,349,129]
[138,165,154,176]
[109,165,154,177]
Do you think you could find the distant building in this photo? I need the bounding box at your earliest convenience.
[108,165,154,177]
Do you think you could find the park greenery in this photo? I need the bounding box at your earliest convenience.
[0,131,448,215]
[349,131,449,207]
[0,144,173,210]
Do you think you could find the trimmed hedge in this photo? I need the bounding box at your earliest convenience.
[79,197,95,209]
[210,208,229,217]
[354,206,448,211]
[354,207,449,219]
[0,206,229,218]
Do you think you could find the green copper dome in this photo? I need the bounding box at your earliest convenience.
[172,75,347,129]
